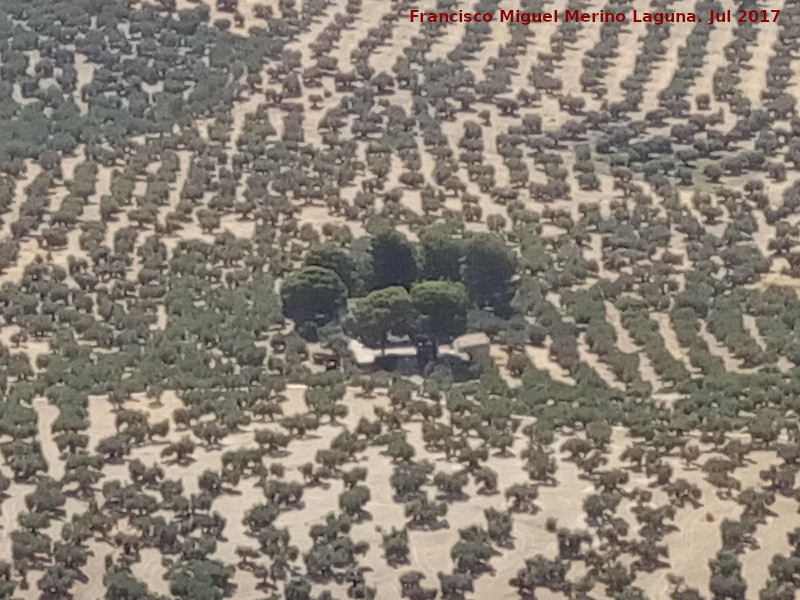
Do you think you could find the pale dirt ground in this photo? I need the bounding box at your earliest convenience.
[524,343,576,385]
[22,384,800,600]
[693,15,735,105]
[605,301,666,393]
[652,312,693,368]
[577,331,626,391]
[0,0,796,597]
[698,321,757,374]
[637,0,699,113]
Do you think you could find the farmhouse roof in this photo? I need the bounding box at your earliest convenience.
[453,333,491,351]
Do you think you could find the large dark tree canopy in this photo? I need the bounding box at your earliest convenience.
[305,243,358,294]
[461,233,516,310]
[344,286,413,349]
[411,280,468,344]
[280,266,347,324]
[369,227,417,290]
[420,226,463,281]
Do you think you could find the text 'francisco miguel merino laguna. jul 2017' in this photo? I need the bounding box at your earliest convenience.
[407,8,782,25]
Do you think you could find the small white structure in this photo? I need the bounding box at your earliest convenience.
[348,339,376,368]
[348,339,418,368]
[453,333,491,363]
[349,337,475,370]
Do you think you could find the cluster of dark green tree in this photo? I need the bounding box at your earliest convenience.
[281,225,516,349]
[0,0,301,177]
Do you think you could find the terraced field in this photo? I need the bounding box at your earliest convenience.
[2,0,800,599]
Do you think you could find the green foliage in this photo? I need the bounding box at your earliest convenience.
[339,485,371,516]
[510,555,569,596]
[381,527,409,565]
[281,266,348,325]
[461,233,516,309]
[169,559,232,600]
[105,565,164,600]
[369,227,417,289]
[305,243,358,293]
[709,552,746,600]
[2,4,800,597]
[345,286,413,349]
[450,526,494,574]
[303,514,364,581]
[419,226,462,281]
[411,281,468,344]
